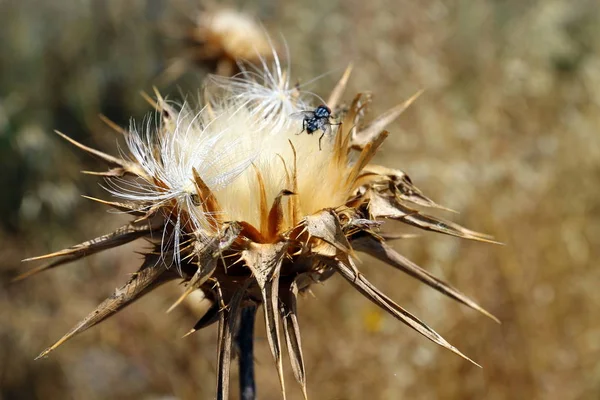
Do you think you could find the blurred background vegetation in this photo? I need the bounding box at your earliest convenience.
[1,0,599,399]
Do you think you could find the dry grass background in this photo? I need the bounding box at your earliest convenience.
[1,0,599,399]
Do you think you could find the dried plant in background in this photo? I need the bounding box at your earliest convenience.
[21,53,499,399]
[161,7,273,82]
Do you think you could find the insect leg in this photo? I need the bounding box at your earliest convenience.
[297,119,307,135]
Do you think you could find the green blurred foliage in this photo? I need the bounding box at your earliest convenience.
[1,0,599,399]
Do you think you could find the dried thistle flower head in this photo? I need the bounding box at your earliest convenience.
[22,53,500,399]
[193,8,272,61]
[165,7,274,78]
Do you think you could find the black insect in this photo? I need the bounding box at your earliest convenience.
[291,104,340,150]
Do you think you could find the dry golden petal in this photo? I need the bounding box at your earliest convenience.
[331,257,481,367]
[35,255,173,360]
[336,93,369,167]
[54,130,146,178]
[327,63,353,112]
[18,222,157,281]
[280,280,307,400]
[252,164,270,237]
[333,121,346,167]
[192,167,222,223]
[346,131,389,189]
[352,236,500,323]
[277,154,292,190]
[276,153,296,231]
[239,221,266,244]
[241,242,289,399]
[267,190,295,242]
[288,140,300,226]
[351,90,423,150]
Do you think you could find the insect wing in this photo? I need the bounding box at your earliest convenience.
[289,110,315,120]
[320,121,332,136]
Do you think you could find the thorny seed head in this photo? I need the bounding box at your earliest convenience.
[21,50,500,399]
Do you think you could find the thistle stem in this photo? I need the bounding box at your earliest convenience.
[238,305,257,400]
